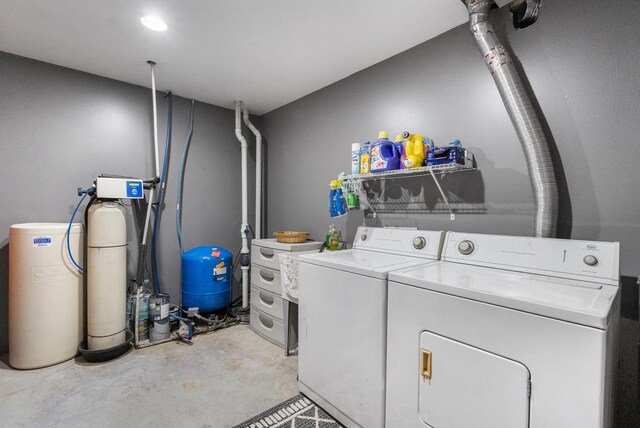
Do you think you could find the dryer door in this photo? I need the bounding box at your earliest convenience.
[419,331,530,428]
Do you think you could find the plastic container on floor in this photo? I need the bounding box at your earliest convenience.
[9,223,84,369]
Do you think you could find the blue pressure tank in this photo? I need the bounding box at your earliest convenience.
[182,246,232,313]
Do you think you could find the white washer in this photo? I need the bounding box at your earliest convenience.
[386,232,620,428]
[298,227,445,428]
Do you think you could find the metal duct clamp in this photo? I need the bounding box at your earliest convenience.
[510,0,540,29]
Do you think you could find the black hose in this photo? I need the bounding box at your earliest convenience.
[176,100,196,255]
[151,92,173,293]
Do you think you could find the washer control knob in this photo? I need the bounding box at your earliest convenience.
[361,234,368,241]
[458,240,474,255]
[583,255,598,266]
[413,237,426,250]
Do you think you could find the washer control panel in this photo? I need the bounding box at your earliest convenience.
[443,232,620,285]
[353,227,444,259]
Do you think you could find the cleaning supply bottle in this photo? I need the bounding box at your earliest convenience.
[329,180,347,218]
[325,224,335,249]
[334,182,347,217]
[370,131,400,173]
[394,134,406,170]
[330,226,340,251]
[328,181,338,217]
[351,143,361,175]
[327,225,340,251]
[402,132,426,169]
[360,142,371,174]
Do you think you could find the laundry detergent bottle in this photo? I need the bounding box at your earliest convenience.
[370,131,400,173]
[394,134,406,170]
[402,132,426,169]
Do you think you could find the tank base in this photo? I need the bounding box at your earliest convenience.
[78,331,133,363]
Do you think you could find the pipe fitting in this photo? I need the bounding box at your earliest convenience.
[510,0,540,29]
[240,253,251,267]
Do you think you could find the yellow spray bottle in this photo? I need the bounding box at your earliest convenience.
[402,131,426,169]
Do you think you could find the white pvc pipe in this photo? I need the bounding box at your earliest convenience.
[148,61,160,177]
[235,101,250,308]
[243,108,262,239]
[135,62,161,293]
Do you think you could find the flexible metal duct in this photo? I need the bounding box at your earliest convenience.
[464,0,558,237]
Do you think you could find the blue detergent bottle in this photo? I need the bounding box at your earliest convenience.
[370,131,401,173]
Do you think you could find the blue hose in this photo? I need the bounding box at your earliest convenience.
[151,93,173,294]
[169,313,193,339]
[176,100,195,255]
[66,189,92,272]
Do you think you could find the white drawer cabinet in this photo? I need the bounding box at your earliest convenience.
[250,238,323,352]
[251,286,284,320]
[250,307,285,347]
[250,265,282,295]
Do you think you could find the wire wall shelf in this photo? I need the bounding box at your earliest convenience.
[343,151,477,220]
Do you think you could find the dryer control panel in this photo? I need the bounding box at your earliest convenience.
[443,232,620,286]
[353,227,444,259]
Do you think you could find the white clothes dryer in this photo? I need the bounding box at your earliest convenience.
[386,232,620,428]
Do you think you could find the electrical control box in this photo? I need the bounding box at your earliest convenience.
[95,177,144,199]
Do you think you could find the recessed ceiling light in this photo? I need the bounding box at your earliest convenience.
[141,16,167,32]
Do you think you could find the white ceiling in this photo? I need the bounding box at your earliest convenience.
[0,0,468,114]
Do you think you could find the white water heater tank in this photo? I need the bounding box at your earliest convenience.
[87,201,127,351]
[9,223,84,369]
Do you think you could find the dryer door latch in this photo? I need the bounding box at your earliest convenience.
[421,349,432,383]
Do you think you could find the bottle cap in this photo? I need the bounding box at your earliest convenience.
[394,134,403,142]
[352,143,361,150]
[378,131,388,139]
[449,139,462,147]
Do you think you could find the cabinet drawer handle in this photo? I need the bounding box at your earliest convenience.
[259,292,274,306]
[259,270,275,281]
[260,248,275,258]
[259,314,273,329]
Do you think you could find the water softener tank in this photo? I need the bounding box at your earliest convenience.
[182,246,232,313]
[87,201,127,351]
[9,223,84,369]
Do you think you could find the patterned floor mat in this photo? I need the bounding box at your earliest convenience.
[233,395,343,428]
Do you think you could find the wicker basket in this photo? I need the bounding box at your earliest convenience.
[273,230,310,244]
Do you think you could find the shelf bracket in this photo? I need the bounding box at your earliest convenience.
[429,170,455,220]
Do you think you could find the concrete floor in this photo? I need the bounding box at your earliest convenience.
[0,325,298,428]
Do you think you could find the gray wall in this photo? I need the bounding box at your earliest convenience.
[261,0,639,425]
[0,52,259,354]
